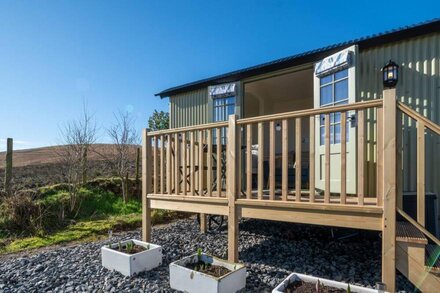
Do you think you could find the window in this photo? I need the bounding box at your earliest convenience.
[319,69,349,145]
[213,96,235,144]
[213,96,235,122]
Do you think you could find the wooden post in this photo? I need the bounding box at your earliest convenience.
[382,88,397,292]
[227,114,239,262]
[258,122,264,200]
[246,124,252,199]
[324,114,330,203]
[295,118,302,201]
[357,109,365,205]
[340,112,347,204]
[309,116,315,202]
[4,138,13,194]
[281,120,288,201]
[417,121,425,226]
[142,129,152,242]
[200,213,207,233]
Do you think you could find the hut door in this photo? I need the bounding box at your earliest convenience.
[313,45,358,194]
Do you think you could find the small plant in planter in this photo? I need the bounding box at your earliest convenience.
[101,239,162,277]
[272,273,382,293]
[169,248,246,293]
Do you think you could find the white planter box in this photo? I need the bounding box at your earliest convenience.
[170,253,246,293]
[272,272,383,293]
[101,239,162,277]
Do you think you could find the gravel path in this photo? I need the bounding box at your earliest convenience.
[0,218,413,292]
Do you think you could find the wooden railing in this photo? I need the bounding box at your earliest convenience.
[145,99,385,207]
[397,101,440,227]
[147,121,229,197]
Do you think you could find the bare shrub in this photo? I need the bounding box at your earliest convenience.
[0,190,41,235]
[104,111,139,203]
[58,104,97,214]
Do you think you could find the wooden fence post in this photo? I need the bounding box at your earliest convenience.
[142,129,152,242]
[382,88,397,292]
[227,114,239,262]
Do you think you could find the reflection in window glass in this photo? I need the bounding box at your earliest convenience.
[320,85,332,105]
[335,79,348,102]
[213,96,235,144]
[319,69,349,145]
[334,68,348,80]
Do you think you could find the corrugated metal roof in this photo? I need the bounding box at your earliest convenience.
[156,18,440,98]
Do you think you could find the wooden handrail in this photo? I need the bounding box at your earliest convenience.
[237,99,383,125]
[397,207,440,247]
[147,120,228,136]
[397,101,440,135]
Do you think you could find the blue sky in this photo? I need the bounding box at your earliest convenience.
[0,0,438,151]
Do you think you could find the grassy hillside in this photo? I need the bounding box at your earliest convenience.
[0,144,139,190]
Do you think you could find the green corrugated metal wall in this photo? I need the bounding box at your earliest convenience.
[169,88,209,128]
[358,32,440,199]
[169,32,440,202]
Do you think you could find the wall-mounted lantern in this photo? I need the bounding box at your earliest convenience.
[275,123,281,132]
[382,60,399,88]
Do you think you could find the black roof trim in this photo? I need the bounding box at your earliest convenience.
[156,18,440,98]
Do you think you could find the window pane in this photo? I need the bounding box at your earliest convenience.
[320,85,332,105]
[330,112,335,124]
[335,79,348,102]
[320,127,325,146]
[335,69,348,80]
[334,112,341,124]
[334,124,341,143]
[227,104,234,116]
[320,114,325,126]
[320,74,333,85]
[330,125,335,144]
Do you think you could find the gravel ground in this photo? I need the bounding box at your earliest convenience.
[0,218,414,292]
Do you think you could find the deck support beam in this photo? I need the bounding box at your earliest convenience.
[382,88,397,292]
[200,213,207,233]
[142,129,152,242]
[227,114,239,263]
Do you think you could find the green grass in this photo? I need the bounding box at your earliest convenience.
[0,209,182,254]
[0,180,185,254]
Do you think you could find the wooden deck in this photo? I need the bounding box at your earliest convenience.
[141,88,440,292]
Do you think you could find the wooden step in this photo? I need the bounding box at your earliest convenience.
[396,221,428,244]
[426,244,440,273]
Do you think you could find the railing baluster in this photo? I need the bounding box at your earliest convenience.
[182,132,187,195]
[174,133,180,195]
[237,126,242,198]
[166,134,171,195]
[258,122,264,200]
[190,131,195,195]
[246,124,252,199]
[199,130,204,196]
[207,129,212,197]
[309,116,315,203]
[216,127,222,197]
[269,121,275,200]
[160,135,164,194]
[282,119,288,201]
[324,113,330,203]
[340,112,347,204]
[396,111,403,209]
[153,136,158,194]
[295,117,302,201]
[376,108,383,206]
[417,121,425,226]
[358,109,365,205]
